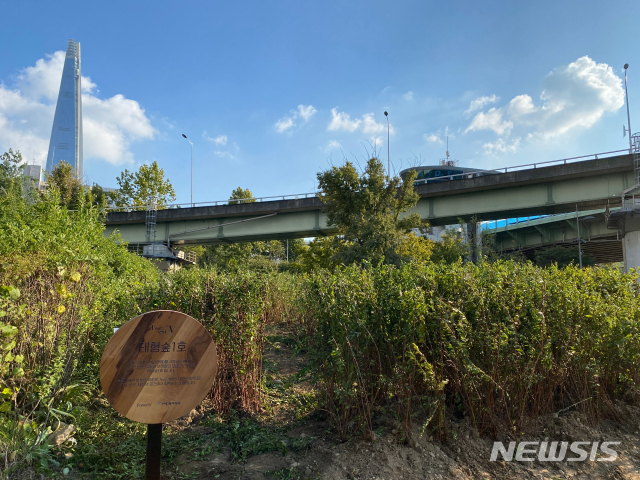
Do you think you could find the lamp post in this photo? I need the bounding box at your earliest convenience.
[625,64,632,154]
[384,111,390,176]
[182,134,194,207]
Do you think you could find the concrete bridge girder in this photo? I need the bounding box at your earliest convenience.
[104,155,633,246]
[111,210,338,246]
[488,209,624,264]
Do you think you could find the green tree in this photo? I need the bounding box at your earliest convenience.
[430,227,469,264]
[87,183,109,208]
[397,233,434,264]
[46,161,109,210]
[317,157,428,266]
[292,236,347,272]
[229,186,255,204]
[109,161,176,208]
[0,149,24,191]
[46,161,83,209]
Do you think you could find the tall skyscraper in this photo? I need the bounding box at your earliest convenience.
[45,39,83,179]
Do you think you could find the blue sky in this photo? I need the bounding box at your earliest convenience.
[1,0,638,204]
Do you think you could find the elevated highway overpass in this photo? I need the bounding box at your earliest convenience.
[482,209,623,264]
[104,152,633,247]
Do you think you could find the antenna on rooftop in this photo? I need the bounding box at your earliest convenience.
[446,136,449,163]
[440,136,458,167]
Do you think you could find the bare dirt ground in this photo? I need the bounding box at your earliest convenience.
[161,324,640,480]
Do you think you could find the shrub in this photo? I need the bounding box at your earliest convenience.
[0,189,159,474]
[152,268,301,413]
[304,261,640,441]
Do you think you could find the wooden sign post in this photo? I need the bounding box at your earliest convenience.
[100,311,217,479]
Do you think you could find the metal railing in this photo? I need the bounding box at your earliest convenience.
[175,250,197,263]
[413,148,629,185]
[106,148,630,213]
[126,243,196,264]
[105,191,321,212]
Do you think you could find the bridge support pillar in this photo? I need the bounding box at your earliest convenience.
[607,209,640,272]
[623,229,640,273]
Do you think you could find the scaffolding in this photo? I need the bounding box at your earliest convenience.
[145,196,157,243]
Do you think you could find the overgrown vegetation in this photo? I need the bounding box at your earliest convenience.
[303,261,640,442]
[45,161,110,209]
[2,150,639,478]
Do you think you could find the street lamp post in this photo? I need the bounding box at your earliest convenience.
[182,134,194,207]
[384,111,390,176]
[625,64,632,154]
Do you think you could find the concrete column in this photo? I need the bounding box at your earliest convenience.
[608,210,640,272]
[623,229,640,272]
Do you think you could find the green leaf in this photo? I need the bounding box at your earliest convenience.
[0,286,19,301]
[70,272,81,282]
[14,354,23,364]
[0,402,11,413]
[58,305,66,314]
[0,325,18,338]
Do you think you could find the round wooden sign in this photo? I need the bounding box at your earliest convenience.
[100,310,217,424]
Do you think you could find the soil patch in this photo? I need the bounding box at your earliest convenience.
[159,324,640,479]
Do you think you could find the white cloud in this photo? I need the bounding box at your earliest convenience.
[370,136,384,148]
[275,116,295,133]
[327,108,361,132]
[532,56,624,137]
[297,104,317,121]
[464,94,499,118]
[325,140,341,151]
[202,131,228,145]
[403,91,414,101]
[328,109,394,136]
[362,113,387,134]
[465,108,513,136]
[274,104,316,133]
[424,133,443,144]
[0,50,155,167]
[483,138,521,155]
[424,127,455,146]
[465,56,624,144]
[214,151,234,159]
[507,94,537,118]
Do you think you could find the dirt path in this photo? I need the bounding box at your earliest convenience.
[163,323,640,480]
